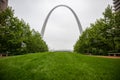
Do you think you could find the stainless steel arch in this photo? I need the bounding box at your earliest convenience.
[41,5,83,37]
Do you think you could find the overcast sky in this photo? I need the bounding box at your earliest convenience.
[9,0,113,51]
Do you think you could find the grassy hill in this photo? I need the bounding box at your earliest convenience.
[0,52,120,80]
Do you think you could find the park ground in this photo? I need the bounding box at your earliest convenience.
[0,52,120,80]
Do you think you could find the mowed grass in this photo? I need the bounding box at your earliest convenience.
[0,52,120,80]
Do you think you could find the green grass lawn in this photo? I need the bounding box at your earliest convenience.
[0,52,120,80]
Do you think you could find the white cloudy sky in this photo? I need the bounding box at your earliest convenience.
[9,0,113,51]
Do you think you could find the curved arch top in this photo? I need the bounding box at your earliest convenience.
[41,5,83,37]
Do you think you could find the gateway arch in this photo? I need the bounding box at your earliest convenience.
[41,5,83,37]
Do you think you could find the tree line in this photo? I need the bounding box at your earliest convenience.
[0,7,48,55]
[74,5,120,55]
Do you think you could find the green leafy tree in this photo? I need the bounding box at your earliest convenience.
[25,29,48,53]
[0,7,48,55]
[74,5,120,55]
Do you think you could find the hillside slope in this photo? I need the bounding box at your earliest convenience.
[0,52,120,80]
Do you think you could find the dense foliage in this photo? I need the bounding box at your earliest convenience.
[74,5,120,55]
[0,7,48,55]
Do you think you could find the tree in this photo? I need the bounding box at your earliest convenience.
[0,7,48,55]
[74,5,120,55]
[25,29,48,53]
